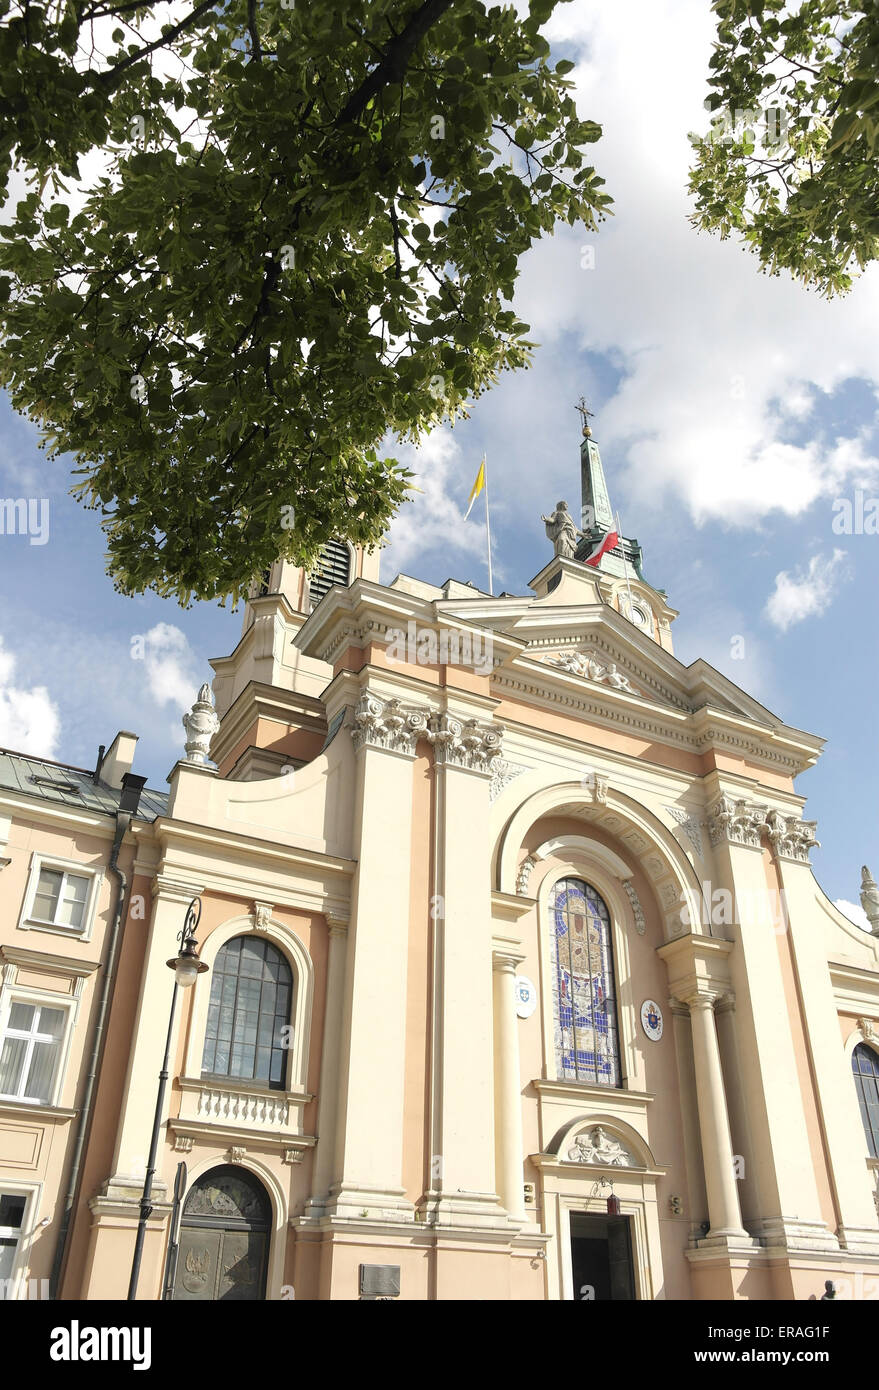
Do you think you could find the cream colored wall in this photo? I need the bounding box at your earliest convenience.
[0,806,139,1298]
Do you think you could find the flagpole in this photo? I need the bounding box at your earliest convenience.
[484,455,494,595]
[616,510,635,620]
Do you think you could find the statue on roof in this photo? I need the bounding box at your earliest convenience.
[541,500,583,560]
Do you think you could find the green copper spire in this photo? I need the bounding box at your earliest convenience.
[573,398,648,586]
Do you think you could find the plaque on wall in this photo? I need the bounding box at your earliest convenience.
[640,999,663,1041]
[514,975,537,1019]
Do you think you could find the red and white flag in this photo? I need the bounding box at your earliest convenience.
[583,528,619,567]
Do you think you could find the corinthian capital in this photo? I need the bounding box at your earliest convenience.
[706,794,767,850]
[763,809,820,864]
[351,693,429,756]
[427,711,503,774]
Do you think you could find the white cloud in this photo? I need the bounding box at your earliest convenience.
[383,430,494,582]
[137,623,203,741]
[834,899,872,932]
[764,550,850,631]
[0,637,60,758]
[376,0,879,581]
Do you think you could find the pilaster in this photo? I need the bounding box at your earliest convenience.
[421,709,507,1230]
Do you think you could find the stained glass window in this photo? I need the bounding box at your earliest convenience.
[201,937,293,1090]
[852,1043,879,1159]
[550,878,621,1086]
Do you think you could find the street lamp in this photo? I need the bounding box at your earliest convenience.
[127,897,208,1301]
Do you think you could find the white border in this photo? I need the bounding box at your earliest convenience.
[182,913,314,1096]
[16,851,104,943]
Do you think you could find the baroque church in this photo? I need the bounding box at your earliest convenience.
[1,419,879,1301]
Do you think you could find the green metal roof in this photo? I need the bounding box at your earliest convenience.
[0,748,167,821]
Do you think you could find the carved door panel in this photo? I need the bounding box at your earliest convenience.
[216,1230,267,1300]
[173,1230,222,1301]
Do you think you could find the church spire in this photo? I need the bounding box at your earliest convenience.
[577,397,615,534]
[574,399,646,585]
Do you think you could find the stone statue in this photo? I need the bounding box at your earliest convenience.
[541,501,583,560]
[567,1125,633,1167]
[602,662,633,691]
[861,866,879,936]
[182,682,220,764]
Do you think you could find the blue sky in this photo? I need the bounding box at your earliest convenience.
[0,0,877,920]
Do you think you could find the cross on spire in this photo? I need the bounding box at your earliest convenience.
[575,396,594,438]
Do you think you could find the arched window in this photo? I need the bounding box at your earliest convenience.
[308,539,351,610]
[201,937,293,1090]
[550,878,621,1086]
[852,1043,879,1158]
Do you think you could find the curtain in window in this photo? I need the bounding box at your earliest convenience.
[550,878,621,1086]
[201,937,293,1089]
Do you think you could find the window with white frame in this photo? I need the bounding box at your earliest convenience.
[0,1192,26,1288]
[0,1000,68,1104]
[19,855,101,939]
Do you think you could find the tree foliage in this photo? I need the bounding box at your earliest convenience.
[0,0,609,602]
[689,0,879,297]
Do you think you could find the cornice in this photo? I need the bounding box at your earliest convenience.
[492,669,811,775]
[153,818,356,882]
[0,791,117,836]
[0,945,102,977]
[829,961,879,1008]
[212,679,329,765]
[0,1099,77,1122]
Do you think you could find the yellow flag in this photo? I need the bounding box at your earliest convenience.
[464,458,486,519]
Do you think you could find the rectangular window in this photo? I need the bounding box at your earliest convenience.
[0,1193,26,1288]
[0,1001,67,1103]
[29,867,90,931]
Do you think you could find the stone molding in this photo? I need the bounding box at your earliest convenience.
[764,809,820,863]
[706,795,819,863]
[621,878,646,935]
[350,693,429,756]
[516,855,537,896]
[427,711,503,774]
[565,1126,637,1168]
[489,758,530,803]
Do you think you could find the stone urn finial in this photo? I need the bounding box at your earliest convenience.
[860,865,879,936]
[182,683,220,764]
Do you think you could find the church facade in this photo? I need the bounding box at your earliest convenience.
[2,425,879,1301]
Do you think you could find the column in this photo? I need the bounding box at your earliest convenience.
[304,918,348,1214]
[492,951,526,1222]
[108,873,204,1186]
[773,844,879,1254]
[706,791,836,1250]
[324,692,423,1221]
[425,709,504,1228]
[685,990,749,1242]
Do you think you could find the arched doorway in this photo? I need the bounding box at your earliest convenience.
[172,1165,270,1301]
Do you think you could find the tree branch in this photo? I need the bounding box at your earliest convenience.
[93,0,217,89]
[335,0,454,126]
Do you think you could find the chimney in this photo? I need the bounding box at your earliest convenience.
[98,732,139,790]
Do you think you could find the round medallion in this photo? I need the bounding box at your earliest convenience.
[514,975,537,1019]
[640,999,663,1041]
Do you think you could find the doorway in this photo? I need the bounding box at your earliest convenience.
[570,1211,635,1300]
[172,1165,270,1301]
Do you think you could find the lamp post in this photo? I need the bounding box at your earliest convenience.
[127,897,208,1302]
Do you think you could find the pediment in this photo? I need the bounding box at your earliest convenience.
[536,647,645,697]
[522,640,689,712]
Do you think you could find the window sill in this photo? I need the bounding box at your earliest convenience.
[0,1097,77,1122]
[18,918,87,939]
